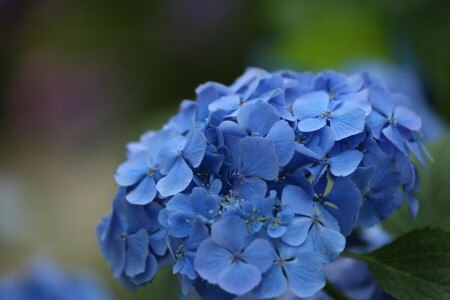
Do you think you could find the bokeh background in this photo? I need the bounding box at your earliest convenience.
[0,0,449,299]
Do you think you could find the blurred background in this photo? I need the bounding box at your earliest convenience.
[0,0,448,299]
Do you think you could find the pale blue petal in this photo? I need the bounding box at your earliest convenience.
[115,152,149,186]
[167,212,194,238]
[159,136,187,174]
[369,85,395,116]
[282,217,311,246]
[267,225,287,238]
[237,101,280,136]
[217,261,261,296]
[330,108,365,140]
[219,121,247,138]
[266,120,295,166]
[282,185,313,215]
[209,95,240,112]
[156,158,193,198]
[328,150,363,176]
[234,177,267,201]
[166,193,193,215]
[211,216,248,253]
[292,91,329,120]
[241,239,275,273]
[183,129,207,168]
[308,225,345,263]
[366,111,387,139]
[194,239,232,284]
[394,105,422,131]
[285,252,325,298]
[126,176,156,205]
[298,117,327,132]
[239,136,279,180]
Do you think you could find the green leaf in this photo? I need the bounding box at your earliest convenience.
[343,227,450,300]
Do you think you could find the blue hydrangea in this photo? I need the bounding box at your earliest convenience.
[97,68,429,299]
[0,257,110,300]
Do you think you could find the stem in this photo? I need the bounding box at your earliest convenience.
[323,281,352,300]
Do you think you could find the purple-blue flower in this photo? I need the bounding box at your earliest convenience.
[194,216,275,296]
[97,67,429,299]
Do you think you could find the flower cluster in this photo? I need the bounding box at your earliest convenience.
[97,68,428,299]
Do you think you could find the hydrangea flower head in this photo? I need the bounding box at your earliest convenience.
[97,68,428,299]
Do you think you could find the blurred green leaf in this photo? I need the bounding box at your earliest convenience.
[343,227,450,300]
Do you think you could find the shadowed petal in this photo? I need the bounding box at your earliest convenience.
[239,136,279,180]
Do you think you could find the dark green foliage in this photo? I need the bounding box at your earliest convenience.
[344,227,450,300]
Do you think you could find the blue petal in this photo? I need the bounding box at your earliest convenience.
[282,185,313,215]
[96,214,126,278]
[211,216,248,253]
[191,187,219,218]
[158,136,187,174]
[124,229,149,277]
[186,221,210,250]
[405,188,419,218]
[328,150,363,176]
[149,228,168,256]
[382,124,406,153]
[181,253,197,280]
[237,101,280,136]
[183,129,207,168]
[156,157,193,197]
[209,95,240,113]
[129,254,158,286]
[253,264,287,299]
[115,152,149,186]
[194,239,232,284]
[282,216,311,246]
[239,136,279,180]
[126,176,156,205]
[266,120,295,166]
[324,177,362,236]
[394,105,422,130]
[166,193,193,215]
[292,91,329,119]
[369,85,395,116]
[308,224,345,263]
[299,117,327,133]
[241,239,275,273]
[234,177,267,201]
[267,225,287,238]
[167,212,194,238]
[285,251,325,298]
[330,108,365,140]
[366,111,387,139]
[219,121,247,137]
[217,260,261,296]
